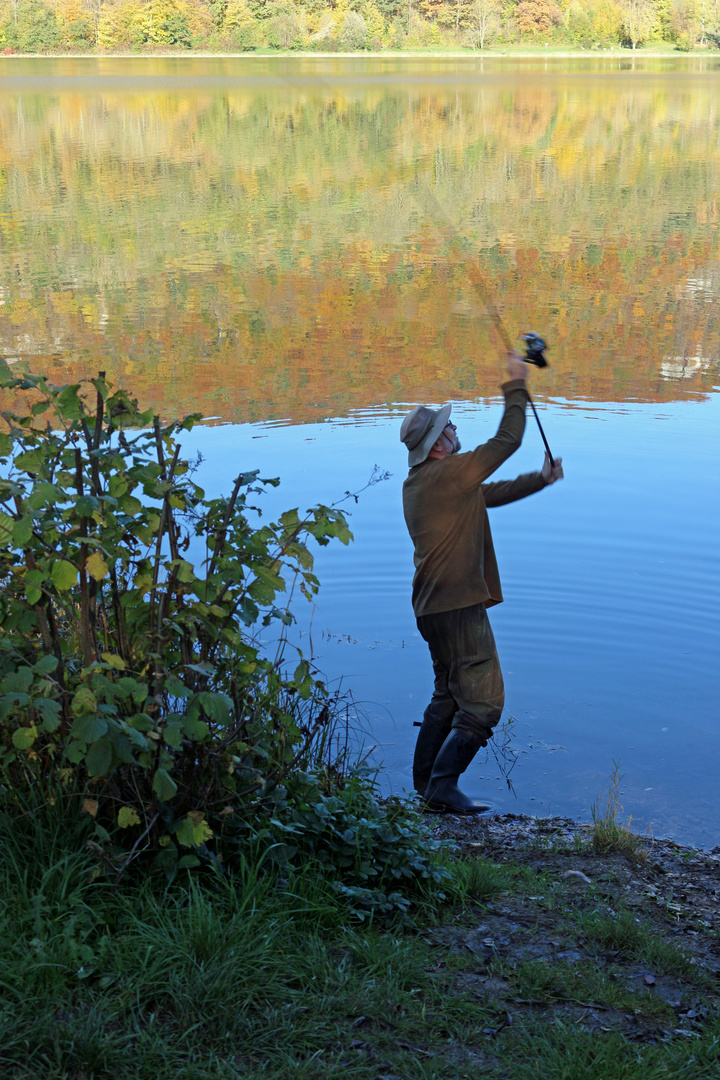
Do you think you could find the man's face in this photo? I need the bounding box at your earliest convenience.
[439,422,461,454]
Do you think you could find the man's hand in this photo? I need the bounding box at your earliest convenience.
[542,452,564,484]
[506,350,529,381]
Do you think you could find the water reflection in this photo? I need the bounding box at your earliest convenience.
[0,57,719,421]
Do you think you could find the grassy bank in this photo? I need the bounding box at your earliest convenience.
[2,798,719,1080]
[2,43,720,57]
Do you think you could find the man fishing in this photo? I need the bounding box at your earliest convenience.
[400,350,564,814]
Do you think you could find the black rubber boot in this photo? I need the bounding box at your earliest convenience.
[424,730,491,815]
[412,715,452,797]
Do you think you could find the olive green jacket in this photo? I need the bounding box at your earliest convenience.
[402,379,547,618]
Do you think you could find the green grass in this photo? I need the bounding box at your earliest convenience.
[28,42,720,60]
[590,764,648,863]
[506,958,674,1020]
[500,1018,720,1080]
[574,907,710,983]
[445,856,510,904]
[0,796,480,1079]
[0,861,468,1078]
[1,792,718,1079]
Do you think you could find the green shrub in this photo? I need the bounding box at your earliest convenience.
[0,363,352,863]
[245,769,451,920]
[0,365,444,921]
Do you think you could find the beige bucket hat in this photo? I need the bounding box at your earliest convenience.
[400,403,452,467]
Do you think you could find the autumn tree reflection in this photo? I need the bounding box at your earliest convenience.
[0,76,718,421]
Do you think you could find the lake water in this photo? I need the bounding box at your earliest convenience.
[1,56,719,846]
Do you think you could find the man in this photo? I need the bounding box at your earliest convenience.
[400,351,563,814]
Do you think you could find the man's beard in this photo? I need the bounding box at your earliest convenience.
[440,431,461,455]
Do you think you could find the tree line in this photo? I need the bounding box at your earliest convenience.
[0,0,718,55]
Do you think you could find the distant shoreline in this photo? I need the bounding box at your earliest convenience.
[2,48,720,59]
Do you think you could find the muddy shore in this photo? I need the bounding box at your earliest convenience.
[420,812,720,1054]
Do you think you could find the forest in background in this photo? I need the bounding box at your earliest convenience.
[0,0,719,56]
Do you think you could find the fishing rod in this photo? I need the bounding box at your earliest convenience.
[418,188,556,467]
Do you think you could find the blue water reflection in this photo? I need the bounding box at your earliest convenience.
[180,390,720,848]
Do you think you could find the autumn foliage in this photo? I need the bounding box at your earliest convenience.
[515,0,562,34]
[0,0,715,52]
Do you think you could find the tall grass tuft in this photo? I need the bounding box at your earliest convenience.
[590,762,647,863]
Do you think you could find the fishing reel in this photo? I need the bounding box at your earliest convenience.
[522,332,548,368]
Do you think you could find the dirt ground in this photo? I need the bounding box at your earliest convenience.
[425,813,720,1048]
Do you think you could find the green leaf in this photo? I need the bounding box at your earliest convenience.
[86,552,109,581]
[3,668,33,693]
[125,726,149,749]
[14,449,44,474]
[0,512,14,546]
[127,712,153,732]
[118,806,141,828]
[131,682,148,705]
[112,733,134,764]
[176,559,195,583]
[279,508,300,529]
[37,700,61,732]
[153,845,178,883]
[120,494,142,517]
[153,768,178,802]
[293,660,309,684]
[75,495,99,517]
[0,433,12,457]
[89,376,108,402]
[12,726,38,750]
[70,714,108,742]
[51,559,78,591]
[101,653,126,670]
[35,654,58,674]
[176,813,213,848]
[116,677,140,699]
[177,854,201,870]
[65,741,86,764]
[239,598,259,625]
[251,564,286,598]
[86,737,112,777]
[196,691,231,725]
[12,517,33,547]
[182,717,208,741]
[71,686,98,715]
[109,474,128,499]
[24,568,44,605]
[27,482,57,510]
[163,722,183,748]
[164,673,190,698]
[185,662,215,676]
[56,384,83,421]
